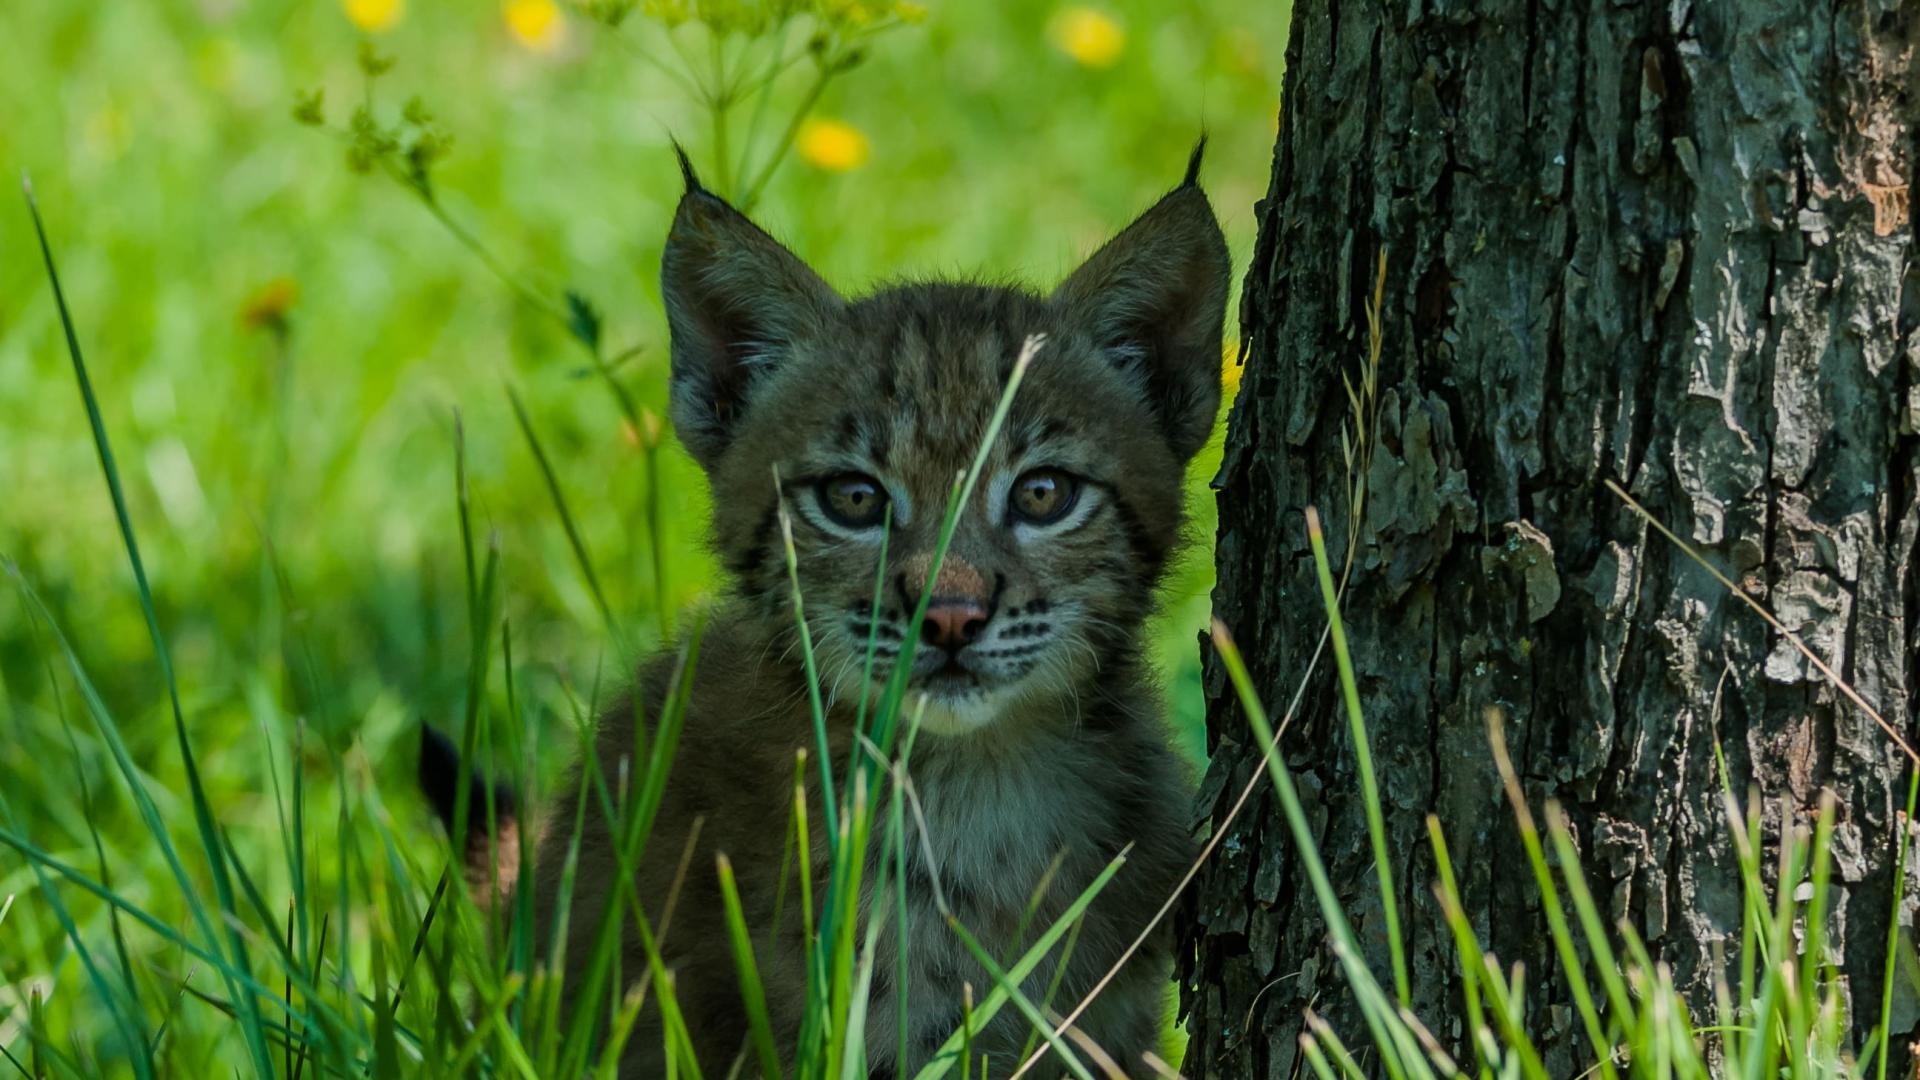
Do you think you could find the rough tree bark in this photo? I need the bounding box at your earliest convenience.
[1181,0,1917,1074]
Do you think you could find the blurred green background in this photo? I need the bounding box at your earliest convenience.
[0,0,1284,1063]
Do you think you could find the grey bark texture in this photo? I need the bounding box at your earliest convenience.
[1180,0,1918,1074]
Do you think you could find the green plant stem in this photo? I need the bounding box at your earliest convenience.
[736,17,799,188]
[592,18,701,98]
[709,32,733,194]
[1303,506,1410,1006]
[506,384,617,632]
[665,24,714,102]
[738,61,834,212]
[396,171,571,332]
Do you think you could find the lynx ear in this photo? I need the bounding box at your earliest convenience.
[661,157,842,468]
[1052,147,1230,460]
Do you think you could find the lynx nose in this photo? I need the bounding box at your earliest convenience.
[921,599,990,651]
[899,553,993,655]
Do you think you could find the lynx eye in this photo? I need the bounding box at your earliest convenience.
[1010,469,1080,526]
[819,473,889,529]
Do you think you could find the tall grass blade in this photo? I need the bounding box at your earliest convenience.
[1877,767,1919,1080]
[1303,506,1409,1006]
[507,383,617,631]
[854,510,895,751]
[839,885,895,1080]
[1209,620,1415,1078]
[912,849,1127,1080]
[592,987,649,1079]
[1297,1032,1344,1080]
[800,333,1048,1074]
[717,854,783,1079]
[1424,816,1515,1080]
[1485,712,1618,1080]
[1541,802,1636,1031]
[889,698,926,1075]
[1798,793,1838,1014]
[22,174,278,1077]
[941,915,1093,1080]
[1303,1011,1370,1080]
[775,496,839,842]
[558,622,703,1074]
[824,771,876,1080]
[446,416,503,973]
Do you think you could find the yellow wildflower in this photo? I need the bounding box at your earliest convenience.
[1048,7,1125,69]
[505,0,566,52]
[342,0,403,32]
[796,118,871,172]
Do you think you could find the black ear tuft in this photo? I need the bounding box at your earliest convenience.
[671,139,704,195]
[1052,171,1231,460]
[1182,135,1207,188]
[661,179,842,468]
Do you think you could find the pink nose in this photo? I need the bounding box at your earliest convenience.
[921,599,989,650]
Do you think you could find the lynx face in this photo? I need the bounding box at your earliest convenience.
[663,156,1229,734]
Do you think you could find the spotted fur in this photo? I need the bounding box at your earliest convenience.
[442,145,1230,1077]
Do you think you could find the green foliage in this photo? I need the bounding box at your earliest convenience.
[0,1,1284,1073]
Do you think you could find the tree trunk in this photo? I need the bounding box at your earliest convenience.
[1181,0,1918,1074]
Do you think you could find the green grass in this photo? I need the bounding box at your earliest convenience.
[0,2,1285,1072]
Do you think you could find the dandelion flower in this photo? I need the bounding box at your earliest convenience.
[1048,7,1125,69]
[342,0,403,32]
[796,117,870,172]
[506,0,566,52]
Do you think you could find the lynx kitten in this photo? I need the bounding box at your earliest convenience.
[424,143,1229,1077]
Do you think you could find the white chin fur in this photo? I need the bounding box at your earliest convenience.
[910,690,1005,736]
